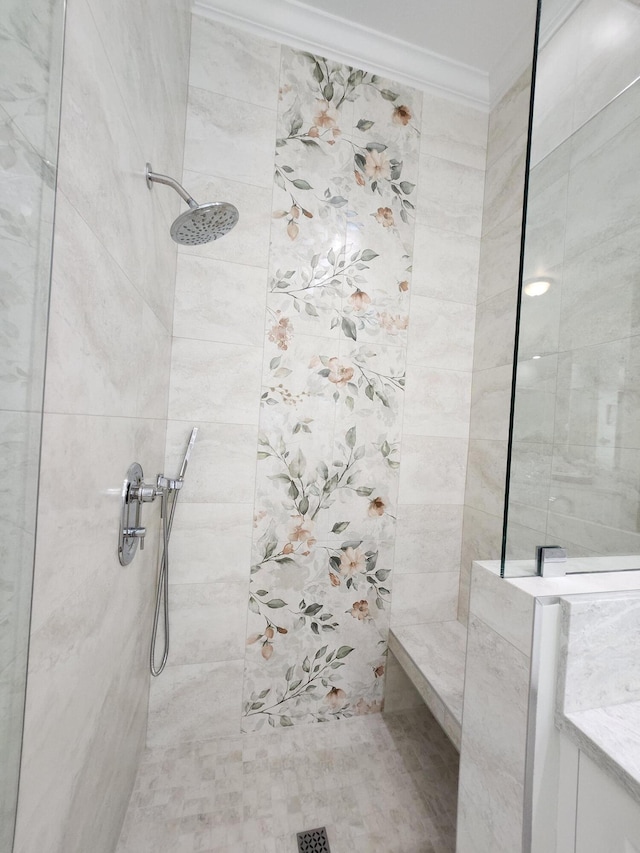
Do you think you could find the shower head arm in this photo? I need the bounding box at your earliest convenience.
[145,163,198,210]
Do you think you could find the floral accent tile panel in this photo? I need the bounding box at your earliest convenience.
[242,48,422,732]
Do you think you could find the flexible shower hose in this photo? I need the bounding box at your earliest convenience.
[149,484,181,676]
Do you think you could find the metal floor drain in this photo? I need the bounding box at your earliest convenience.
[296,826,331,852]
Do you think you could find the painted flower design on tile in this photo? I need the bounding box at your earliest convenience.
[242,46,422,730]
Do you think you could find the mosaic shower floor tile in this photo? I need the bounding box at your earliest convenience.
[116,706,458,853]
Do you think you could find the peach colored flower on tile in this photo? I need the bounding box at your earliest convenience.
[327,357,354,386]
[398,280,409,292]
[247,633,262,645]
[313,100,339,129]
[354,698,382,715]
[329,572,341,587]
[354,170,366,187]
[374,207,394,227]
[377,311,409,334]
[367,496,386,517]
[374,664,385,678]
[392,104,412,125]
[289,515,315,548]
[349,289,371,310]
[253,510,267,527]
[350,600,369,620]
[268,314,293,350]
[339,546,366,578]
[282,542,294,555]
[325,687,347,710]
[364,149,391,181]
[287,220,299,241]
[308,355,321,368]
[265,626,275,639]
[279,83,292,100]
[272,209,289,219]
[261,642,273,660]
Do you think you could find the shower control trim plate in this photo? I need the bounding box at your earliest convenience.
[118,462,147,566]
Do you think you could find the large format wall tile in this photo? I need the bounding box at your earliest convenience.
[390,572,459,626]
[168,338,262,425]
[412,223,480,304]
[189,16,280,109]
[399,435,468,505]
[14,0,191,850]
[173,254,267,347]
[147,660,244,748]
[404,364,472,438]
[457,613,530,853]
[394,504,463,574]
[184,87,277,188]
[421,91,488,169]
[417,154,484,237]
[407,295,475,371]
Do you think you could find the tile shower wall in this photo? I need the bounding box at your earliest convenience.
[13,1,191,851]
[155,14,486,743]
[458,70,531,622]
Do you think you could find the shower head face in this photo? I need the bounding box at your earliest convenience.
[170,202,239,245]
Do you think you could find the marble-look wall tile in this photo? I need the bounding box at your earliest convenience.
[169,503,254,585]
[403,365,472,438]
[173,254,267,347]
[45,193,171,418]
[481,136,527,236]
[486,68,532,169]
[168,338,262,425]
[476,210,522,304]
[184,87,276,188]
[407,295,475,371]
[465,439,508,518]
[457,613,530,853]
[168,582,247,666]
[399,435,468,505]
[417,154,485,237]
[469,364,512,441]
[458,507,503,625]
[394,504,463,574]
[189,15,280,109]
[147,660,244,748]
[165,421,258,505]
[412,223,480,304]
[472,287,517,371]
[390,573,459,627]
[421,92,488,169]
[469,564,534,655]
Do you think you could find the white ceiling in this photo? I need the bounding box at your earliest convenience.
[194,0,542,106]
[291,0,537,74]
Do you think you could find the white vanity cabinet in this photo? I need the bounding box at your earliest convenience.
[574,753,640,853]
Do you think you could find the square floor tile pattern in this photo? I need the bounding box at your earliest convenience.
[116,707,459,853]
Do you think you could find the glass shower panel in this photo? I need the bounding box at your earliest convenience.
[504,74,640,575]
[503,0,640,577]
[0,0,65,846]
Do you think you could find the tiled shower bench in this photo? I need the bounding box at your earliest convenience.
[388,620,467,750]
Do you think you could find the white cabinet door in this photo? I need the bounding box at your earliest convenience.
[575,753,640,853]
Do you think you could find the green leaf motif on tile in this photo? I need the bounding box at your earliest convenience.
[292,178,312,190]
[341,316,357,340]
[345,426,357,448]
[336,645,354,659]
[357,119,375,131]
[332,521,350,533]
[266,599,287,609]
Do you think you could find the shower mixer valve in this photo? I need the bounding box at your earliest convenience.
[118,466,181,565]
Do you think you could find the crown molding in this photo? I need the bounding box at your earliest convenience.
[193,0,490,110]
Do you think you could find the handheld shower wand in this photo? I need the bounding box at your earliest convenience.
[150,427,199,676]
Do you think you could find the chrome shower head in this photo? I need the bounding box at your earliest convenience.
[170,202,239,245]
[145,163,239,245]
